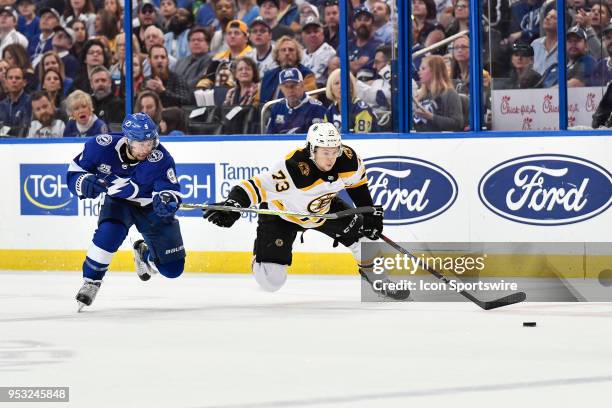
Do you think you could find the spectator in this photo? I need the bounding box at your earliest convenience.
[277,0,299,32]
[69,19,88,58]
[444,0,469,38]
[38,51,73,95]
[590,3,609,39]
[259,36,316,103]
[573,4,604,60]
[160,0,178,32]
[145,44,192,107]
[503,0,543,46]
[209,0,237,53]
[174,26,213,89]
[257,0,293,40]
[195,60,233,104]
[94,9,119,58]
[70,38,109,94]
[412,0,440,46]
[109,32,139,87]
[195,0,216,28]
[16,0,39,44]
[298,2,318,21]
[63,89,107,137]
[142,25,177,76]
[594,22,612,84]
[135,89,163,124]
[358,45,392,119]
[301,15,335,87]
[164,8,194,59]
[27,90,65,137]
[566,26,596,87]
[266,67,325,134]
[61,0,96,37]
[325,68,377,133]
[323,0,339,49]
[348,7,382,74]
[0,66,30,133]
[245,16,277,77]
[531,8,557,75]
[204,19,252,81]
[236,0,259,26]
[89,65,123,123]
[495,42,542,89]
[40,67,64,107]
[371,0,393,44]
[124,53,146,98]
[103,0,123,32]
[51,25,80,79]
[3,43,36,91]
[449,35,469,94]
[413,55,463,132]
[27,7,59,64]
[592,80,612,128]
[135,2,159,53]
[223,56,259,105]
[0,58,8,99]
[160,106,187,135]
[0,6,28,55]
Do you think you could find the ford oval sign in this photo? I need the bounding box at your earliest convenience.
[478,154,612,225]
[364,156,458,225]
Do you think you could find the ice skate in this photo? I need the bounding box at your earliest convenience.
[359,268,411,301]
[133,239,156,281]
[76,278,102,312]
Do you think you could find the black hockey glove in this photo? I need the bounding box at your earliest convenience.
[203,199,242,228]
[78,174,107,199]
[153,191,182,218]
[362,205,384,240]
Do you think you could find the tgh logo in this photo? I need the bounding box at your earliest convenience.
[364,156,458,225]
[478,154,612,225]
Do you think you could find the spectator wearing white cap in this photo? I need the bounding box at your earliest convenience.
[300,15,335,87]
[266,67,326,134]
[0,6,28,55]
[51,25,80,80]
[28,7,59,63]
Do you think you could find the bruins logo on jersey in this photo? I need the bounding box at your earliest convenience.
[342,147,353,159]
[308,193,336,213]
[298,162,310,176]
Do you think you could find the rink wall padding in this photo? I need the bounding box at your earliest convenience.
[0,134,610,276]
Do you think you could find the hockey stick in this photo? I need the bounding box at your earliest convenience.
[380,234,527,310]
[180,203,379,220]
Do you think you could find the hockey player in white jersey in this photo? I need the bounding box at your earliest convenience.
[203,122,409,300]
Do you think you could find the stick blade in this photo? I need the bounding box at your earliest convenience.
[480,291,527,310]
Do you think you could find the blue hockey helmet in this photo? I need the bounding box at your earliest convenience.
[122,112,159,143]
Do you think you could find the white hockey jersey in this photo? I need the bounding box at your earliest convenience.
[237,145,368,228]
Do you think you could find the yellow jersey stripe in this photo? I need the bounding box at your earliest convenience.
[347,177,369,189]
[240,180,258,204]
[252,176,267,202]
[300,179,324,191]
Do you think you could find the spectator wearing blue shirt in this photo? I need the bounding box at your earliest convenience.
[0,66,31,134]
[348,7,381,74]
[28,7,59,65]
[163,8,193,60]
[16,0,39,44]
[277,0,299,31]
[371,0,393,44]
[266,68,326,134]
[237,0,259,26]
[63,89,108,137]
[566,26,596,87]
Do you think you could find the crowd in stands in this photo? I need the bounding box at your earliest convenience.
[0,0,611,137]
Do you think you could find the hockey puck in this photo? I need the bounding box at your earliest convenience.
[523,322,536,327]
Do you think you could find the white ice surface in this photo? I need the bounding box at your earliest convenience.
[1,271,611,408]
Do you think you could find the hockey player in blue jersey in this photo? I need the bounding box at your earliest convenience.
[67,112,186,311]
[266,68,326,134]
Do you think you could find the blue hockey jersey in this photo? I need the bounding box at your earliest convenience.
[63,117,109,138]
[266,94,326,134]
[67,134,180,206]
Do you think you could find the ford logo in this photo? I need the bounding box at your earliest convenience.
[364,156,458,225]
[478,154,612,225]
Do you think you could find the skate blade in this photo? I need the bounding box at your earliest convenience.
[77,301,87,313]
